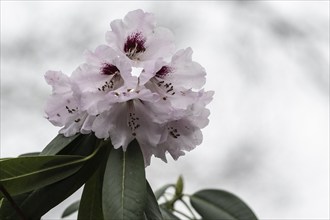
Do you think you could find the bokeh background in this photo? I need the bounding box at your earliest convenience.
[1,1,329,219]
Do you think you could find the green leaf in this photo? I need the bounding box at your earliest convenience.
[160,207,180,220]
[41,133,99,157]
[102,139,146,220]
[78,143,110,220]
[18,152,40,157]
[40,133,82,156]
[155,184,175,200]
[0,192,31,220]
[144,181,163,220]
[62,200,80,218]
[11,139,109,219]
[59,133,99,156]
[0,158,11,162]
[190,190,258,220]
[0,155,84,197]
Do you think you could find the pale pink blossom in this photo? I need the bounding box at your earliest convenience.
[142,47,207,109]
[71,45,135,115]
[153,90,214,163]
[44,10,213,166]
[44,71,94,136]
[106,9,175,65]
[90,85,173,165]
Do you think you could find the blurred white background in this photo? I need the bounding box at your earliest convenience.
[1,1,329,219]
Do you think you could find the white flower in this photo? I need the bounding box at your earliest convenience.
[44,71,94,136]
[44,9,213,166]
[106,9,175,64]
[71,45,134,92]
[142,47,207,109]
[71,45,135,115]
[153,90,214,162]
[90,85,173,165]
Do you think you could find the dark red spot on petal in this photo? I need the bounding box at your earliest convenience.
[124,32,146,58]
[156,66,172,78]
[101,63,119,75]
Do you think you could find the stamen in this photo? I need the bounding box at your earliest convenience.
[157,81,165,86]
[128,111,141,136]
[65,106,77,114]
[152,77,177,96]
[124,32,146,59]
[168,126,181,138]
[97,75,122,92]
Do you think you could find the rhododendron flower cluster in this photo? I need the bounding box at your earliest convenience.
[45,9,213,165]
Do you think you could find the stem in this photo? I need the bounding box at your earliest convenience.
[163,194,170,203]
[180,198,198,220]
[164,192,174,197]
[0,185,27,220]
[172,209,193,220]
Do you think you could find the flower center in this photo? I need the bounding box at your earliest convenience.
[124,32,146,59]
[155,66,172,78]
[131,67,144,77]
[101,63,120,75]
[98,64,123,92]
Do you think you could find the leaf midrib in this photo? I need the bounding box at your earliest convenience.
[1,145,101,182]
[0,156,83,182]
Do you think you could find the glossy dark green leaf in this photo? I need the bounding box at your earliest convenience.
[102,139,146,220]
[11,141,109,219]
[190,190,258,220]
[155,184,175,200]
[160,207,180,220]
[0,158,11,162]
[62,200,80,218]
[59,133,98,156]
[144,181,163,220]
[0,155,84,197]
[78,144,110,220]
[40,133,82,156]
[41,133,98,158]
[0,192,31,220]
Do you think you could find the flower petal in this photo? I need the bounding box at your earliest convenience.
[93,103,134,150]
[156,118,203,161]
[106,9,175,62]
[162,48,206,89]
[44,71,79,127]
[72,45,132,94]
